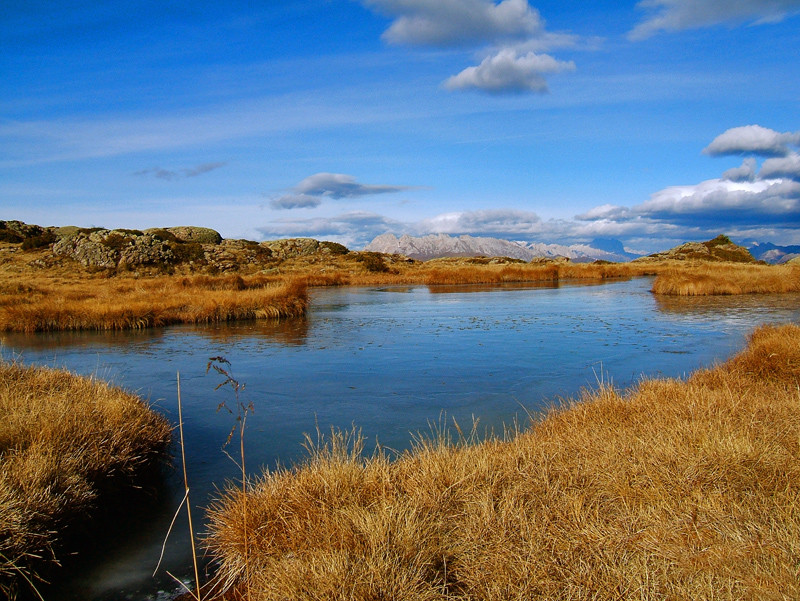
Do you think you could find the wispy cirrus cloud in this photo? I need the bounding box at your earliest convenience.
[360,0,581,95]
[629,0,800,40]
[270,173,412,210]
[133,162,227,180]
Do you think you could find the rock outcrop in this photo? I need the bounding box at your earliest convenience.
[44,226,351,271]
[52,229,176,268]
[0,220,46,242]
[261,238,348,260]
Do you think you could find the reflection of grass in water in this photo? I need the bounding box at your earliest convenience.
[0,362,171,599]
[206,323,800,600]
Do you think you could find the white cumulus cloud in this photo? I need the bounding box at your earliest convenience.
[444,48,575,93]
[704,125,800,157]
[363,0,543,46]
[360,0,579,95]
[759,153,800,180]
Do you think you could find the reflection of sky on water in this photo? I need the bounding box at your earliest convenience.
[2,278,800,600]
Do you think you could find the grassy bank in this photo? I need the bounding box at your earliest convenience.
[0,362,172,599]
[3,243,798,332]
[0,274,308,332]
[205,322,800,601]
[651,262,800,295]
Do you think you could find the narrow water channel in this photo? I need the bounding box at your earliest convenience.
[2,278,799,600]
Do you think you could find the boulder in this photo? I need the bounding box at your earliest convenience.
[260,238,348,260]
[164,226,222,245]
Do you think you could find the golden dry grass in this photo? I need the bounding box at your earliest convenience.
[3,239,798,333]
[205,323,800,601]
[651,262,800,295]
[0,362,172,599]
[0,274,308,332]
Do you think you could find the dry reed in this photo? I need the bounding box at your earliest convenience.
[4,251,797,334]
[652,263,800,295]
[0,275,308,332]
[205,323,800,601]
[0,362,172,599]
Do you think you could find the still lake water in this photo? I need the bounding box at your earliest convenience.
[3,277,800,599]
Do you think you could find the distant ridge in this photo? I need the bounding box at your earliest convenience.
[747,241,800,264]
[364,233,642,262]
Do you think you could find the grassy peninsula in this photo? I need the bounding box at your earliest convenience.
[0,362,172,599]
[205,322,800,601]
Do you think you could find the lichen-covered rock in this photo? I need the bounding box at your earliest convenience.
[203,239,273,272]
[260,238,349,260]
[49,225,81,239]
[164,226,222,245]
[52,229,175,268]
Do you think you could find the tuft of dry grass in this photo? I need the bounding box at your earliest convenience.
[652,262,800,295]
[0,362,172,599]
[0,275,308,332]
[205,323,800,601]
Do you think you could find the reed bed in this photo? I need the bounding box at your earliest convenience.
[0,275,308,332]
[289,258,662,287]
[652,262,800,295]
[205,322,800,601]
[0,362,172,599]
[3,254,796,333]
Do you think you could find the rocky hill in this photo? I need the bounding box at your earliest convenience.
[365,233,640,262]
[0,220,349,273]
[635,235,756,263]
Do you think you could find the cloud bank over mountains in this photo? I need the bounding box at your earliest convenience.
[260,125,800,252]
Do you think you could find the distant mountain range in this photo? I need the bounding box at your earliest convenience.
[365,233,643,263]
[747,242,800,264]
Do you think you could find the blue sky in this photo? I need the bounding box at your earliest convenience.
[2,0,799,252]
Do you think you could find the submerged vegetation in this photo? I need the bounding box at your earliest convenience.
[205,323,800,601]
[0,362,172,599]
